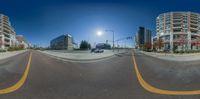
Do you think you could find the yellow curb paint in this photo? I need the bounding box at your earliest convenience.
[132,50,200,95]
[0,52,32,94]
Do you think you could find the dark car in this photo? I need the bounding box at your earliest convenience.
[91,48,96,53]
[163,49,170,53]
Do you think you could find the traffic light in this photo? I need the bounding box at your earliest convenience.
[126,37,132,39]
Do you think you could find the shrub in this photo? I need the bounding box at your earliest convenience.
[7,47,24,51]
[0,49,6,52]
[180,50,184,54]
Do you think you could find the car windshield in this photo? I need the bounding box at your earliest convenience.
[0,0,200,99]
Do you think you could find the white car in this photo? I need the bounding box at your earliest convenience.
[91,48,104,53]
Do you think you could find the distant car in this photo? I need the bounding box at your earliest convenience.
[40,49,45,51]
[91,48,96,53]
[163,49,170,53]
[91,48,104,53]
[95,49,104,53]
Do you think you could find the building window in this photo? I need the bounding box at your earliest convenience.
[166,30,170,33]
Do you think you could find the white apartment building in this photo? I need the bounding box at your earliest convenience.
[0,14,17,49]
[156,12,200,51]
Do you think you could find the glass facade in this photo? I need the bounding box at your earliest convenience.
[50,34,74,50]
[136,27,152,49]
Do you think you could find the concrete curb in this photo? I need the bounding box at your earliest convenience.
[139,51,200,61]
[140,51,200,57]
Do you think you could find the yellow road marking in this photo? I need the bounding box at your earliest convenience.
[132,50,200,95]
[0,52,32,94]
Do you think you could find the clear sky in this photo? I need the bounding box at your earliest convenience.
[0,0,200,47]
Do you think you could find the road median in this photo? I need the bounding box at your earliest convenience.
[39,50,127,62]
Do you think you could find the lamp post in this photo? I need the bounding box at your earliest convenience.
[105,30,115,52]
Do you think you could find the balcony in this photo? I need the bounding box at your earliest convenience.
[2,16,9,20]
[3,29,10,34]
[190,17,198,21]
[190,24,198,28]
[173,14,182,17]
[3,22,10,27]
[2,19,9,23]
[190,27,198,30]
[173,18,182,21]
[173,27,182,32]
[3,25,10,31]
[190,20,198,24]
[4,36,10,40]
[4,39,10,44]
[3,32,10,37]
[190,14,198,18]
[173,24,182,27]
[173,21,182,25]
[190,28,198,34]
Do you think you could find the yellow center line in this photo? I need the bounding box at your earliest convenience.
[132,50,200,95]
[0,52,32,94]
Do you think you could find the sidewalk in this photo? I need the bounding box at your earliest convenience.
[139,51,200,61]
[39,49,127,61]
[0,50,28,60]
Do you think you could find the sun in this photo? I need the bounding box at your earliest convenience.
[97,31,103,36]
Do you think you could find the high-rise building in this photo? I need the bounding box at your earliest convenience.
[135,27,152,49]
[0,14,17,49]
[50,34,74,50]
[156,12,200,51]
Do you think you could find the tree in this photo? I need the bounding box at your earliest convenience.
[174,34,187,50]
[80,40,91,50]
[194,36,200,49]
[19,44,25,49]
[0,39,3,46]
[154,38,164,50]
[144,42,152,51]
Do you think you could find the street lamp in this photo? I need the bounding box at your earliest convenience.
[105,30,115,52]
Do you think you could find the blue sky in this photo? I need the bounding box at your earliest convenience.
[0,0,200,47]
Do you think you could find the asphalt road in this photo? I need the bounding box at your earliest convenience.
[0,50,200,99]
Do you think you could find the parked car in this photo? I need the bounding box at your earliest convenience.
[163,49,170,53]
[95,49,104,53]
[91,48,104,53]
